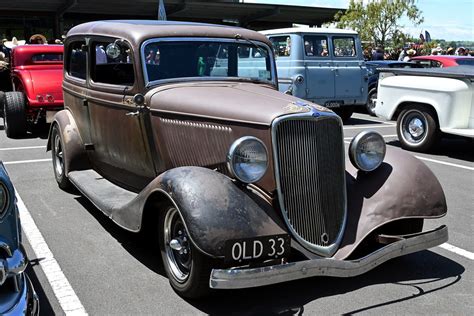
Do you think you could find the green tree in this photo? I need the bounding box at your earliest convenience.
[334,0,424,48]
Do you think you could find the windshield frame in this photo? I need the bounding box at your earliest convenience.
[140,37,277,88]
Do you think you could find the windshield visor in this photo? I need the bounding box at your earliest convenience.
[142,39,275,85]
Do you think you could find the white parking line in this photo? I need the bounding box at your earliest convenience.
[439,243,474,260]
[3,158,52,165]
[344,134,398,140]
[16,191,88,315]
[343,124,395,130]
[0,145,46,151]
[414,156,474,171]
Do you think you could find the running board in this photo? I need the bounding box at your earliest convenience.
[68,170,138,218]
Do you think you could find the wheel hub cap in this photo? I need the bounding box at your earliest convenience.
[408,118,425,137]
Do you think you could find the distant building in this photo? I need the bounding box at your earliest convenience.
[0,0,343,41]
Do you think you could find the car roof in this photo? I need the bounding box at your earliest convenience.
[260,27,358,35]
[411,55,473,61]
[12,44,64,54]
[67,20,272,48]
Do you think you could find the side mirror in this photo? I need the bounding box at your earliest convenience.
[133,94,145,106]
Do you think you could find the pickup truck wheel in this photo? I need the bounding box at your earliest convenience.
[51,124,71,190]
[159,205,212,298]
[366,88,377,116]
[397,105,438,152]
[3,92,27,138]
[333,108,353,122]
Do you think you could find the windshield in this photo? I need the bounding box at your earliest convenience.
[142,39,274,85]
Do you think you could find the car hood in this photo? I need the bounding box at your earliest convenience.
[148,82,330,126]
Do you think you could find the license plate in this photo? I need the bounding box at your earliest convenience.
[325,101,343,108]
[224,234,291,263]
[46,111,57,123]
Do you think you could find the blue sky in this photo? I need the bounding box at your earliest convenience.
[243,0,473,41]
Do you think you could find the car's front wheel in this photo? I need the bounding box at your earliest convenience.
[397,104,439,152]
[333,108,353,122]
[159,205,213,298]
[3,91,27,138]
[51,124,71,190]
[366,88,377,116]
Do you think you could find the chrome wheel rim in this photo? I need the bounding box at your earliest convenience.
[53,132,64,177]
[401,110,427,144]
[164,208,192,283]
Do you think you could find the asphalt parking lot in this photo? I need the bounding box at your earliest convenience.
[1,112,473,315]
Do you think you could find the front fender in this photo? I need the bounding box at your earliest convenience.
[335,147,447,259]
[46,109,90,174]
[112,167,287,258]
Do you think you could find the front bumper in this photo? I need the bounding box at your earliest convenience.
[2,275,39,316]
[210,225,448,289]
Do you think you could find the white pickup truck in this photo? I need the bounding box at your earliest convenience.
[375,66,474,152]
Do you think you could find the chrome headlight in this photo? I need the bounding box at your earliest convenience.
[227,136,268,183]
[349,131,386,172]
[0,183,7,217]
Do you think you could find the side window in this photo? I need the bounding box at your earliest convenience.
[333,37,357,57]
[269,36,291,57]
[303,35,328,57]
[68,41,87,80]
[91,40,134,86]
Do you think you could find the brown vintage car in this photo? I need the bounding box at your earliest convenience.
[47,20,448,298]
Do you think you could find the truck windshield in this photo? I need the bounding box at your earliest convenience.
[142,40,274,85]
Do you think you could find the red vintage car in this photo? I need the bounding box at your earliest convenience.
[410,55,474,68]
[2,44,63,137]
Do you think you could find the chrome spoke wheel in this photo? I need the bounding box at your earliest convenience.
[53,132,64,177]
[164,208,192,283]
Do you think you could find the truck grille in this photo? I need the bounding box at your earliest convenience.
[273,114,346,256]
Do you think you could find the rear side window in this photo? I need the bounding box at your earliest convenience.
[67,41,87,80]
[32,53,63,63]
[91,41,134,86]
[333,37,356,57]
[303,35,328,57]
[269,36,291,57]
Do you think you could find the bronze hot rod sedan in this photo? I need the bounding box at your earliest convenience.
[47,21,448,298]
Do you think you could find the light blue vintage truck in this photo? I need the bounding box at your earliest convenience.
[261,28,368,121]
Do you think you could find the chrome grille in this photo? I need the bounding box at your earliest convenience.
[273,114,346,256]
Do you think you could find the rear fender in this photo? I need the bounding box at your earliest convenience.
[46,109,90,174]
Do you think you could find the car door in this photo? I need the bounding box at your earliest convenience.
[302,34,335,102]
[331,35,366,101]
[85,38,155,190]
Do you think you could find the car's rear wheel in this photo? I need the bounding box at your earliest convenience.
[159,205,212,298]
[366,88,377,116]
[397,104,439,152]
[333,108,353,122]
[3,91,27,138]
[51,124,71,190]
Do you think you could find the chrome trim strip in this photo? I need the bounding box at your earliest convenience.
[140,37,277,88]
[0,245,27,286]
[210,225,448,289]
[271,109,347,257]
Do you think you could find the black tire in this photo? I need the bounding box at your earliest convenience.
[4,91,27,138]
[397,104,439,152]
[366,88,377,116]
[51,124,71,190]
[333,108,353,123]
[158,205,213,299]
[0,91,5,118]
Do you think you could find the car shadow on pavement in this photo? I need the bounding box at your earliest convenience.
[188,250,464,315]
[387,138,474,162]
[0,122,50,139]
[26,260,56,316]
[74,196,166,276]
